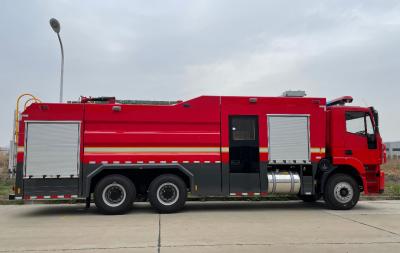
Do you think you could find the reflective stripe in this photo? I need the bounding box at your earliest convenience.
[85,146,323,154]
[310,147,326,153]
[23,175,79,179]
[24,194,78,200]
[310,147,320,153]
[221,147,229,153]
[86,160,224,164]
[229,192,263,196]
[84,147,220,153]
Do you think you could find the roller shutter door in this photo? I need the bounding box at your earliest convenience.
[25,122,80,178]
[268,115,310,163]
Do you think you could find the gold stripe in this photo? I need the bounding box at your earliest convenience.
[310,147,326,154]
[17,146,24,152]
[221,147,229,153]
[310,147,320,153]
[84,147,221,153]
[259,147,269,153]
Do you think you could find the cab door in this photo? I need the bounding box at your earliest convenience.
[228,116,260,193]
[344,110,379,165]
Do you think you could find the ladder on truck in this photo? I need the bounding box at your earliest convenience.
[8,94,41,179]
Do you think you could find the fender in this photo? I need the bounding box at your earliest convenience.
[83,163,194,197]
[330,156,368,194]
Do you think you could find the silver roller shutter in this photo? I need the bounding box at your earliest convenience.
[268,115,310,163]
[25,122,80,178]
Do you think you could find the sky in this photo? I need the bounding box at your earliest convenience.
[1,0,400,146]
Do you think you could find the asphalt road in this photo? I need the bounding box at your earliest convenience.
[1,200,400,252]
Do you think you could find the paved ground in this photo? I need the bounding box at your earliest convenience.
[1,200,400,252]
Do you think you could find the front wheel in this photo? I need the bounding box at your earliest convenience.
[324,173,360,210]
[94,175,136,215]
[148,174,187,213]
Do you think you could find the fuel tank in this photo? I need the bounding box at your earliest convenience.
[267,171,301,194]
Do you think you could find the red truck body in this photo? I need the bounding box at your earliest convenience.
[12,94,384,213]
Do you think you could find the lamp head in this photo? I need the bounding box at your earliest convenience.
[49,18,61,33]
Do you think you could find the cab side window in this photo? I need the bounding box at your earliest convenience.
[346,111,366,135]
[346,111,375,136]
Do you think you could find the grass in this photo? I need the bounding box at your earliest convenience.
[0,178,13,199]
[381,159,400,198]
[386,183,400,196]
[383,159,400,198]
[0,152,12,200]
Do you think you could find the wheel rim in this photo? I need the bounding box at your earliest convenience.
[333,182,354,204]
[157,182,179,206]
[102,182,126,207]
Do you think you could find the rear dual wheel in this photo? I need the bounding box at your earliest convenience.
[94,175,136,215]
[93,174,187,214]
[148,174,187,213]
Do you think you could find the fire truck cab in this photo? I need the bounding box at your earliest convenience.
[10,92,385,214]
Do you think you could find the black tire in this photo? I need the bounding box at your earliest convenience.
[148,174,187,213]
[299,194,321,203]
[94,174,136,215]
[324,173,360,210]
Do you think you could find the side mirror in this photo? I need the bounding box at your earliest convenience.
[367,133,377,149]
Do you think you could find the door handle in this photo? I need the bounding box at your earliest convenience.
[345,150,353,155]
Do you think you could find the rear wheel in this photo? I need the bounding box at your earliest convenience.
[324,173,359,210]
[94,175,136,215]
[148,174,187,213]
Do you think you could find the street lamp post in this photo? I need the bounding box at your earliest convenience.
[49,18,64,103]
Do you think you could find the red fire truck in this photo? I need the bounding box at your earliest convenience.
[10,92,385,214]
